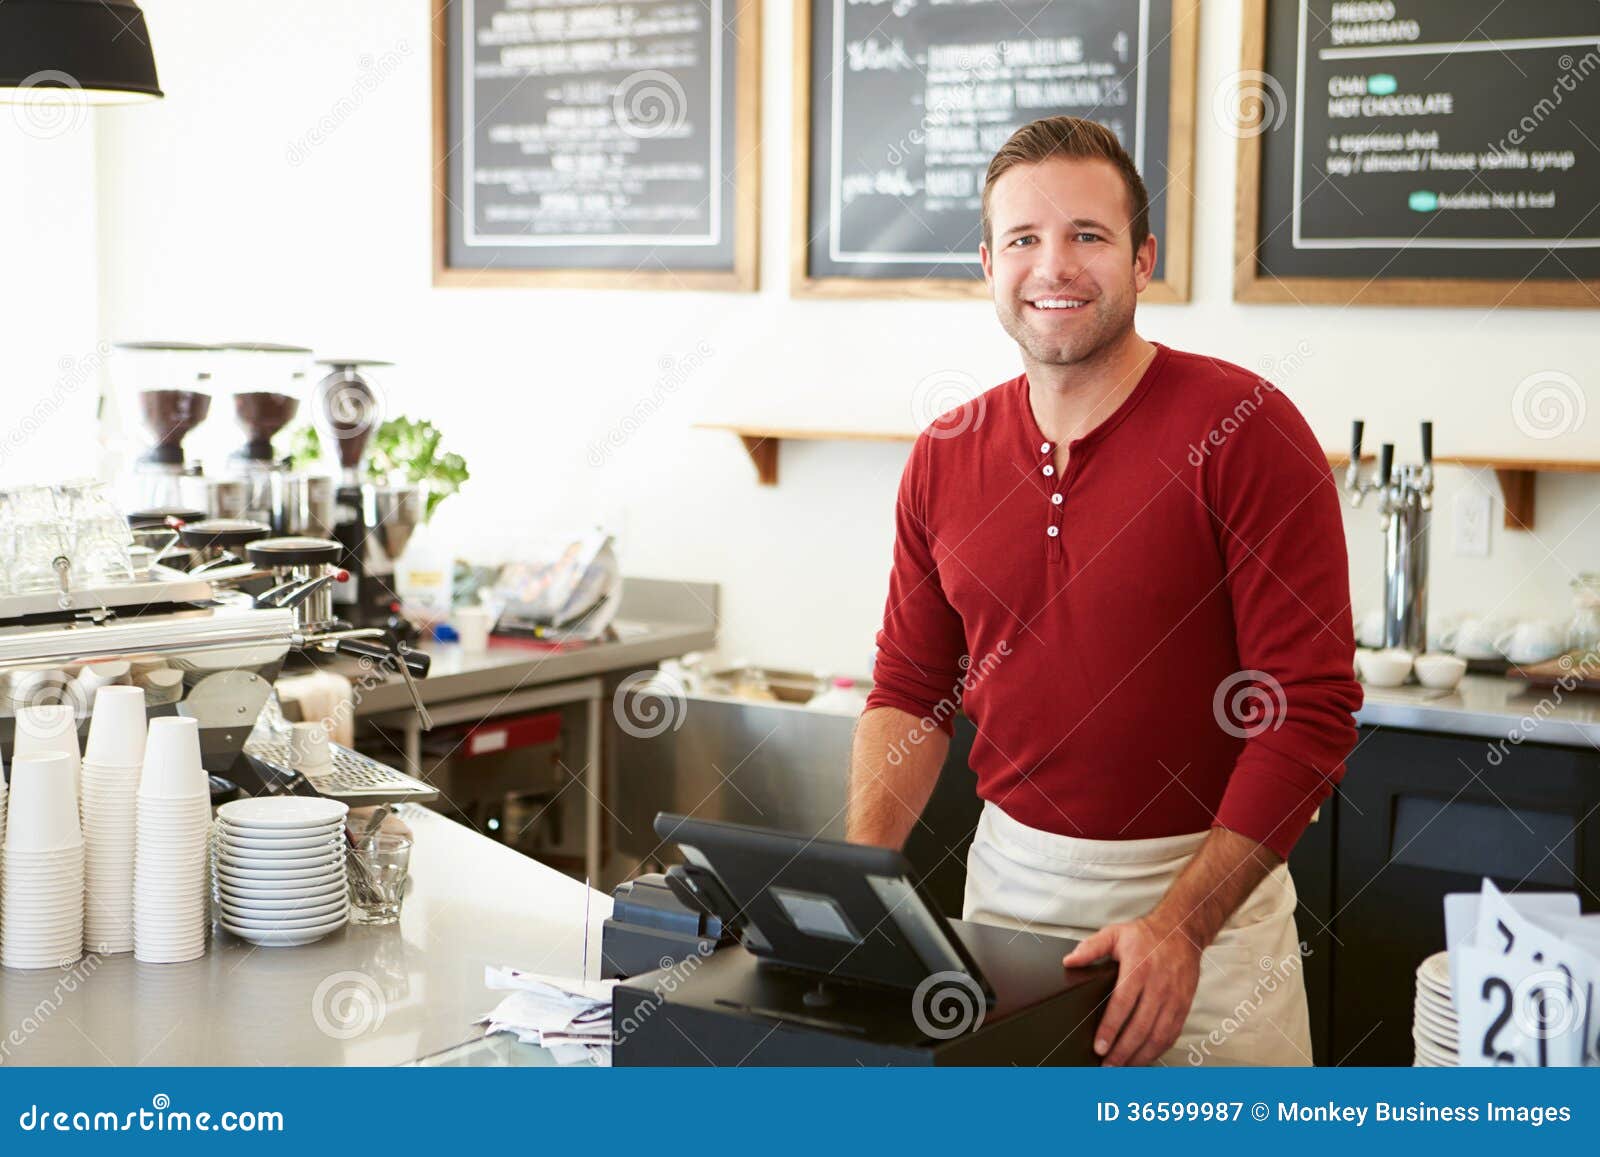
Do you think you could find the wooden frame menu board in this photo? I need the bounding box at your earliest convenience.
[792,0,1198,302]
[1235,0,1600,308]
[433,0,761,291]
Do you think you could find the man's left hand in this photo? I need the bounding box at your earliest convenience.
[1062,916,1202,1066]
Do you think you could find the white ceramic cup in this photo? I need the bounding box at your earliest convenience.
[85,684,148,768]
[137,716,207,800]
[1354,609,1385,650]
[1357,648,1414,687]
[1495,620,1565,665]
[4,753,82,852]
[1414,652,1468,690]
[1440,618,1504,660]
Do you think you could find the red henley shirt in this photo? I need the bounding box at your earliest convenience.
[865,343,1363,860]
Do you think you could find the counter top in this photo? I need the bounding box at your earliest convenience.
[0,807,610,1066]
[322,577,719,716]
[1355,673,1600,752]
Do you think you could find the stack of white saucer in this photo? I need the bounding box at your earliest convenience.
[2,752,84,969]
[133,716,211,964]
[81,686,147,955]
[1413,951,1460,1066]
[213,797,349,947]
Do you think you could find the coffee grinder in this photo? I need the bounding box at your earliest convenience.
[210,343,334,539]
[313,359,421,634]
[111,341,220,512]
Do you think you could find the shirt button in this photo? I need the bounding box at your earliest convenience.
[1042,464,1055,477]
[1051,493,1063,505]
[1046,526,1060,538]
[1040,442,1052,454]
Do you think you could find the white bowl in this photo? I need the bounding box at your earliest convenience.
[1413,652,1467,690]
[1357,648,1414,687]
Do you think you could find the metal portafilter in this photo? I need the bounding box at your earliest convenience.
[1345,420,1434,654]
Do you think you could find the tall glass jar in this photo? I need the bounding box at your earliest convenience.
[1567,573,1600,655]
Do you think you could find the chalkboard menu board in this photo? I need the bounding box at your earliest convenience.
[792,0,1198,300]
[433,0,760,290]
[1236,0,1600,307]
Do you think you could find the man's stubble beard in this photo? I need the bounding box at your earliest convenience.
[994,284,1136,369]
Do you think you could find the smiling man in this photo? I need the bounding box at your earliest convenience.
[848,117,1363,1066]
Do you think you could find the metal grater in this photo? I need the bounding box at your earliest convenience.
[244,693,439,807]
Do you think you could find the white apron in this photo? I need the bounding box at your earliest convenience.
[962,801,1313,1066]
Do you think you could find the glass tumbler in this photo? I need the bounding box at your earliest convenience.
[347,833,413,925]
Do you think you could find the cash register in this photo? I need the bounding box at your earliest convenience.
[610,814,1117,1066]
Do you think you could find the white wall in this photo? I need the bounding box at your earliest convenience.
[5,0,1596,672]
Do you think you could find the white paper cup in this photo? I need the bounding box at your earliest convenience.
[85,685,148,768]
[74,660,131,708]
[5,753,82,851]
[137,716,207,801]
[454,606,493,652]
[12,709,83,803]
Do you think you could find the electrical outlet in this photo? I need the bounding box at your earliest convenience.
[1453,489,1491,557]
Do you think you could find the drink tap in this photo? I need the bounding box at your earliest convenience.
[1345,420,1434,654]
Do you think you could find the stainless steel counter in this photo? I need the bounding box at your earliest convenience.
[1356,673,1600,751]
[0,807,609,1066]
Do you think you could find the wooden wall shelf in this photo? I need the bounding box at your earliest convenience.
[696,423,913,484]
[699,426,1600,527]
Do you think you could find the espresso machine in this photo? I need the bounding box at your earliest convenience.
[313,359,421,634]
[1345,420,1434,653]
[0,482,434,803]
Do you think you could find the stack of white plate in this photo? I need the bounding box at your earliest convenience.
[1414,951,1460,1066]
[2,753,84,969]
[133,717,212,964]
[81,687,147,955]
[213,797,350,947]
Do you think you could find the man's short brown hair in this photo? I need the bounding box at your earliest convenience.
[981,116,1150,257]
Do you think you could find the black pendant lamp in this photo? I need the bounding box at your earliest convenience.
[0,0,162,104]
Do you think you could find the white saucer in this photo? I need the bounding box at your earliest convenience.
[221,914,347,946]
[217,798,348,829]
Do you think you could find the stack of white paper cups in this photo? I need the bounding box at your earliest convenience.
[82,686,147,955]
[13,704,83,808]
[132,716,210,964]
[3,752,85,969]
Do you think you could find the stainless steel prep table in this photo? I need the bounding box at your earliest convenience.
[308,578,718,882]
[0,807,609,1066]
